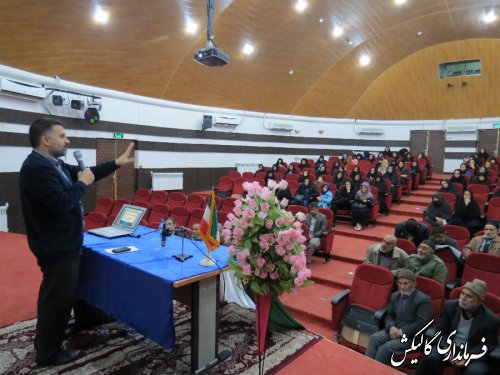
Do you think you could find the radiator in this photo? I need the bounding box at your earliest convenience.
[0,203,9,232]
[236,163,260,173]
[151,172,184,191]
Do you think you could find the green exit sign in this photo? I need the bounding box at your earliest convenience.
[494,123,500,129]
[113,132,124,139]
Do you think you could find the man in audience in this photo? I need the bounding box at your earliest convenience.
[416,279,499,375]
[402,240,448,285]
[190,222,202,241]
[305,202,328,264]
[394,218,430,247]
[364,235,408,274]
[365,270,432,365]
[463,222,500,257]
[427,225,458,249]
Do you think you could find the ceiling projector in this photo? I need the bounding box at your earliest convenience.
[194,45,229,67]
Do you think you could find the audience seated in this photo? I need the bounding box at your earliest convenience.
[424,193,453,227]
[317,183,333,209]
[293,177,318,206]
[365,270,433,365]
[402,240,448,285]
[427,225,458,250]
[331,180,355,217]
[448,189,483,237]
[463,222,500,258]
[449,169,468,190]
[438,179,459,199]
[394,218,430,247]
[415,279,499,375]
[305,202,328,264]
[190,222,201,241]
[352,182,373,231]
[372,174,388,215]
[363,235,408,274]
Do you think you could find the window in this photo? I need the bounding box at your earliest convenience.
[438,60,481,79]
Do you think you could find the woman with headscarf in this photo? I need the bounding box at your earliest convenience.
[315,155,325,172]
[284,163,296,177]
[382,146,392,157]
[317,184,333,209]
[255,163,265,176]
[274,158,286,171]
[424,193,453,226]
[472,173,490,187]
[378,159,389,176]
[373,174,388,214]
[351,173,363,191]
[333,171,346,189]
[366,167,378,182]
[264,170,275,185]
[478,148,489,164]
[294,177,318,206]
[449,189,483,237]
[449,169,467,190]
[396,160,409,186]
[410,160,421,189]
[330,160,341,175]
[349,165,361,179]
[459,163,474,179]
[383,165,399,196]
[299,158,308,170]
[438,179,460,199]
[351,182,373,231]
[299,169,312,183]
[317,164,328,176]
[331,180,355,216]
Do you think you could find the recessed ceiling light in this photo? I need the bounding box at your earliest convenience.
[359,54,371,67]
[482,9,498,24]
[242,42,255,56]
[332,26,344,38]
[319,18,324,23]
[93,6,109,24]
[289,69,294,75]
[394,0,407,6]
[294,0,308,13]
[416,30,424,36]
[185,19,199,35]
[347,39,353,46]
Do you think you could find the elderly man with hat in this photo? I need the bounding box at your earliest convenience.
[463,222,500,258]
[416,279,499,375]
[402,240,448,285]
[365,270,433,365]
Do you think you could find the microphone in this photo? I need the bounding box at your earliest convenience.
[73,150,86,171]
[161,221,168,247]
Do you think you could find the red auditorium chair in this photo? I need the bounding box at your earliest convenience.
[397,171,412,196]
[451,182,463,197]
[253,178,265,187]
[185,193,205,210]
[417,159,428,183]
[438,192,456,211]
[221,197,238,214]
[110,198,131,216]
[255,172,266,179]
[231,178,246,196]
[287,180,299,195]
[166,191,186,208]
[434,246,460,288]
[170,206,190,227]
[214,195,223,210]
[468,183,489,200]
[106,214,117,226]
[316,208,335,261]
[486,197,500,222]
[227,171,241,179]
[216,176,234,197]
[187,208,204,228]
[84,212,107,231]
[461,253,500,296]
[132,200,151,221]
[273,172,284,181]
[396,237,416,255]
[288,205,308,216]
[93,196,114,216]
[383,178,393,212]
[150,190,168,205]
[285,173,300,182]
[443,224,470,251]
[134,188,151,203]
[217,210,228,226]
[242,171,254,179]
[147,204,170,229]
[331,264,394,353]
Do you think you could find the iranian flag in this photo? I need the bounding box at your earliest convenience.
[199,190,220,251]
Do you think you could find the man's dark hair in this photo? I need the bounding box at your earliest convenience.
[29,118,63,148]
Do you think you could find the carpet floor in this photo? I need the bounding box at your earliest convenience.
[0,302,321,375]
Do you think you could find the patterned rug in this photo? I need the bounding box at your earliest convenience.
[0,302,321,374]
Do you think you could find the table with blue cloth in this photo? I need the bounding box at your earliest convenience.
[78,225,230,373]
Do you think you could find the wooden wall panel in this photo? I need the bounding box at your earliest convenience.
[348,39,500,120]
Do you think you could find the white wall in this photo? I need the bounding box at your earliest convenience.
[0,64,495,173]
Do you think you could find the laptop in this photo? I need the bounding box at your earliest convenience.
[88,204,147,238]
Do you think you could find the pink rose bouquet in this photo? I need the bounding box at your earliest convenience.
[221,179,312,296]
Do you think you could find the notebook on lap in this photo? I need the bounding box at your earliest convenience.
[88,204,147,238]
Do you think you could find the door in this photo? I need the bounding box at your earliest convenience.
[410,130,445,173]
[477,129,499,158]
[96,139,136,200]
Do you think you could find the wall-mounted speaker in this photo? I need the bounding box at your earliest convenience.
[202,115,213,130]
[71,100,83,110]
[52,95,63,106]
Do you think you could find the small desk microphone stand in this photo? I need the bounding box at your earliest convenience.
[173,228,193,262]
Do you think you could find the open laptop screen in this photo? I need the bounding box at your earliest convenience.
[114,205,145,229]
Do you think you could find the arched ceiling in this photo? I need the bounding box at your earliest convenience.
[0,0,499,119]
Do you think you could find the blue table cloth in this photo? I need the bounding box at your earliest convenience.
[77,225,230,348]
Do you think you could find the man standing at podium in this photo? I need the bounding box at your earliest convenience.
[19,117,135,367]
